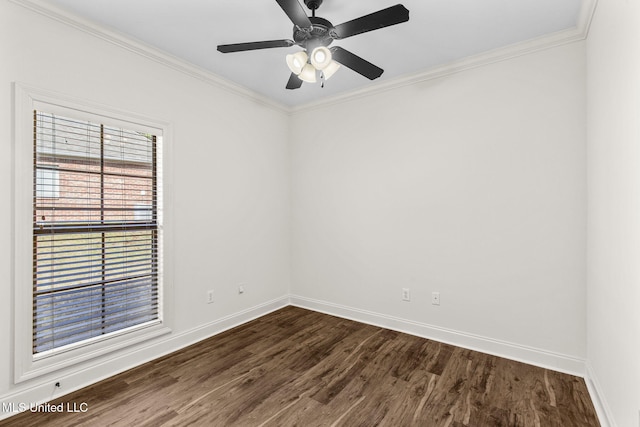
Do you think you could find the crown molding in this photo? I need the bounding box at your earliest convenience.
[577,0,598,39]
[10,0,597,116]
[291,0,598,113]
[8,0,291,114]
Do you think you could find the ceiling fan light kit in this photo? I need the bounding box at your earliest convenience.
[322,60,341,80]
[217,0,410,91]
[299,63,318,83]
[287,46,339,85]
[286,51,308,74]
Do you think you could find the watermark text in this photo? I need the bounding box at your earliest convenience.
[2,402,88,414]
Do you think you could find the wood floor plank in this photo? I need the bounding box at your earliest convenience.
[262,396,329,427]
[0,306,600,427]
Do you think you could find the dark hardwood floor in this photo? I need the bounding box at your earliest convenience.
[1,306,600,426]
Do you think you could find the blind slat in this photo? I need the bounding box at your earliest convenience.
[37,295,160,322]
[35,271,157,295]
[35,264,158,288]
[35,255,156,276]
[34,296,159,332]
[34,285,159,321]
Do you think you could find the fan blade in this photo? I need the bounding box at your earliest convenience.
[330,47,383,80]
[276,0,312,29]
[286,73,303,90]
[217,39,294,53]
[333,4,409,39]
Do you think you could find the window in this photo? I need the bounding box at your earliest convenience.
[35,166,60,199]
[14,84,172,382]
[33,112,160,355]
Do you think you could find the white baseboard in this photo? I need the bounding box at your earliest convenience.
[584,361,616,427]
[0,295,289,421]
[291,295,619,426]
[290,295,587,376]
[2,295,610,426]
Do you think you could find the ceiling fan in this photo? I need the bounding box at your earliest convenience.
[217,0,410,90]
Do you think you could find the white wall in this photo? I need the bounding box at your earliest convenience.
[0,0,290,406]
[291,42,587,366]
[586,0,640,425]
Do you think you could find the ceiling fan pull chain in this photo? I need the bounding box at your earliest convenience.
[320,72,325,88]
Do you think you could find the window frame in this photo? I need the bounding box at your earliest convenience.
[13,84,173,383]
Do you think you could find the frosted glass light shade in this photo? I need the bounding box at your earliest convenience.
[298,63,317,83]
[310,46,332,70]
[322,60,340,80]
[286,51,308,75]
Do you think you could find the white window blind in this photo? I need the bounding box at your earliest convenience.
[33,111,160,355]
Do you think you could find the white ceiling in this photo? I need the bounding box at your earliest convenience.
[42,0,586,108]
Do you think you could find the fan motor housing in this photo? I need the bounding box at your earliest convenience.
[293,16,335,49]
[304,0,323,10]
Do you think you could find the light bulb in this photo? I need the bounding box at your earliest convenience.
[310,46,332,70]
[286,51,308,75]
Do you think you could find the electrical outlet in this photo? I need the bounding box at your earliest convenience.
[431,292,440,306]
[206,290,214,304]
[402,288,411,302]
[238,284,245,294]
